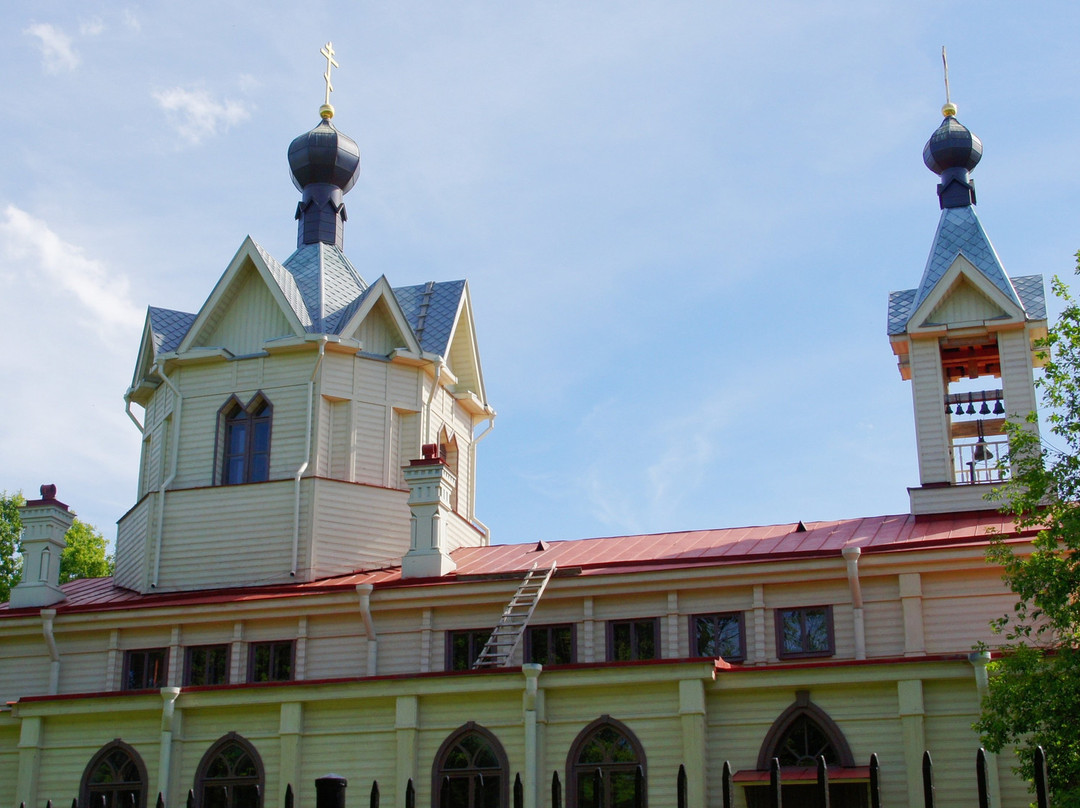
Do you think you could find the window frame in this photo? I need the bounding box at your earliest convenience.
[607,618,660,662]
[80,740,149,808]
[690,611,746,662]
[247,640,294,683]
[775,605,835,659]
[215,393,273,486]
[194,733,265,808]
[432,722,510,808]
[566,715,647,808]
[122,647,169,691]
[184,644,231,686]
[524,623,577,666]
[446,628,492,671]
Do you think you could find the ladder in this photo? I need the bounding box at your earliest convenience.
[472,562,557,669]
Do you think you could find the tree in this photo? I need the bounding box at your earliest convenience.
[976,254,1080,807]
[0,491,114,602]
[0,491,25,603]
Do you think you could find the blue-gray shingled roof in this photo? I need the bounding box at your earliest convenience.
[283,242,368,333]
[253,240,312,329]
[147,307,197,353]
[394,280,466,354]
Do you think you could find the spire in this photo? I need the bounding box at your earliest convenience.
[287,42,361,250]
[922,50,982,209]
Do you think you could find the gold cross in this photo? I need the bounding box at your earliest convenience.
[321,41,339,108]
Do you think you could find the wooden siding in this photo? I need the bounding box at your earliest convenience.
[114,494,152,591]
[310,478,410,577]
[926,279,1006,326]
[910,338,951,485]
[199,264,295,355]
[354,299,408,356]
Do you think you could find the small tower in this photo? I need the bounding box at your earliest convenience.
[888,103,1047,515]
[401,444,458,579]
[9,485,74,609]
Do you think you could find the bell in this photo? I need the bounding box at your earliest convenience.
[945,401,953,414]
[993,399,1005,415]
[980,400,991,415]
[966,398,976,415]
[973,439,993,463]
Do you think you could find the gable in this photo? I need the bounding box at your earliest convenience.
[192,259,296,354]
[350,296,411,355]
[446,299,482,398]
[921,275,1009,328]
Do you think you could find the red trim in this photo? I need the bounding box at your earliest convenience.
[734,766,870,783]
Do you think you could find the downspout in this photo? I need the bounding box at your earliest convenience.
[292,338,327,577]
[469,412,496,538]
[356,584,378,676]
[969,650,1000,808]
[41,609,59,695]
[124,394,145,434]
[841,545,866,660]
[151,364,183,589]
[423,358,445,444]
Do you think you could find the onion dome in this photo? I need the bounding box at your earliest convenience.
[288,116,361,249]
[922,104,982,209]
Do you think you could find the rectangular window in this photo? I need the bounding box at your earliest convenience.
[608,618,659,662]
[447,629,491,671]
[525,624,576,665]
[248,640,294,682]
[691,612,746,661]
[776,606,834,659]
[122,648,169,690]
[184,644,230,686]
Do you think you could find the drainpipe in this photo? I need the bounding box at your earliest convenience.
[841,545,866,660]
[41,609,59,695]
[969,651,1000,808]
[423,358,445,444]
[522,664,542,808]
[124,393,145,434]
[469,412,496,535]
[357,584,378,676]
[292,338,327,577]
[151,364,183,589]
[158,687,180,802]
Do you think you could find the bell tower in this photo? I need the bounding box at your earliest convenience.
[888,101,1047,515]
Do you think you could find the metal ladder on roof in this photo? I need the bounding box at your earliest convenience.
[472,561,557,669]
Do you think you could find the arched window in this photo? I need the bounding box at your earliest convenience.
[217,394,272,485]
[80,741,148,808]
[746,692,866,808]
[433,723,509,808]
[567,717,646,808]
[195,734,264,808]
[438,427,460,512]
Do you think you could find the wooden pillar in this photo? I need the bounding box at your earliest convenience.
[15,715,42,808]
[396,696,419,807]
[898,679,926,808]
[679,679,707,808]
[280,702,304,806]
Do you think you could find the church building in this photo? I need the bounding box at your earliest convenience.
[0,68,1050,808]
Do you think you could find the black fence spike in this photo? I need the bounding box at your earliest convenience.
[592,768,602,808]
[405,778,415,808]
[976,748,989,808]
[551,771,562,808]
[439,775,449,808]
[186,789,195,808]
[156,792,165,808]
[634,765,643,808]
[369,780,379,808]
[71,798,78,808]
[922,751,935,808]
[46,800,53,808]
[769,757,782,808]
[721,761,734,808]
[677,764,687,808]
[1034,746,1049,808]
[514,773,523,808]
[817,755,830,808]
[284,784,294,808]
[869,753,881,808]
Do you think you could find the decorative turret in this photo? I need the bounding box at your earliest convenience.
[9,484,73,609]
[888,86,1047,516]
[287,42,361,250]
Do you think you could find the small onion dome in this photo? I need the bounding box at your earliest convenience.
[288,118,361,194]
[923,105,983,175]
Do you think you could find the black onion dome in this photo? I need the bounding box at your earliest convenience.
[288,119,361,193]
[923,115,983,175]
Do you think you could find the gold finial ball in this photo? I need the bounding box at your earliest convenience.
[942,102,958,118]
[320,103,335,120]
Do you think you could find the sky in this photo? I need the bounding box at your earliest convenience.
[2,1,1079,548]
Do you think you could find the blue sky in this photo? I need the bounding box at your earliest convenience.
[2,2,1079,546]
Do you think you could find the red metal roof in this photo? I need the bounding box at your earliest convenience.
[0,510,1032,616]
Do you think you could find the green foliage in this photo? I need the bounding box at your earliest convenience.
[977,253,1080,806]
[59,518,114,583]
[0,491,26,603]
[0,491,113,603]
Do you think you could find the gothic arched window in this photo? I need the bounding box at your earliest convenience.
[195,734,264,808]
[433,723,509,808]
[80,741,148,808]
[217,394,272,485]
[567,717,646,808]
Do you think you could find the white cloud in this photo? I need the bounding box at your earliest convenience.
[122,9,141,31]
[79,18,105,36]
[153,87,251,146]
[0,206,143,333]
[24,23,79,73]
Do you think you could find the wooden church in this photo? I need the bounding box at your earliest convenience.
[0,72,1050,808]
